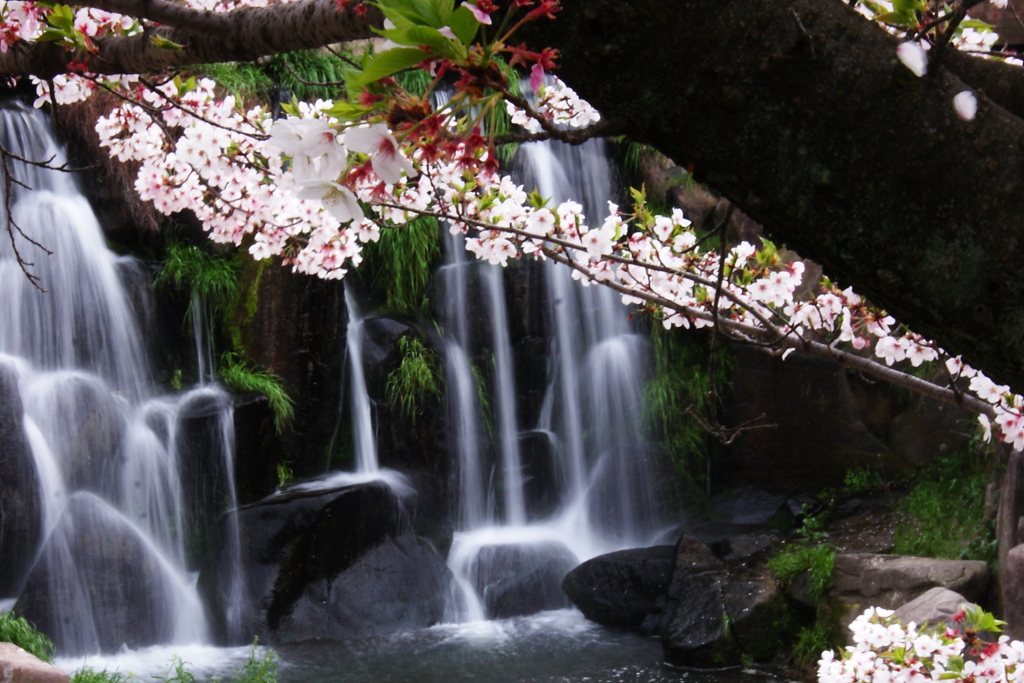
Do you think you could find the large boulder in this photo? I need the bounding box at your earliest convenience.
[0,643,68,683]
[200,479,452,645]
[661,538,789,667]
[467,541,578,619]
[831,553,990,639]
[272,535,450,643]
[562,545,674,630]
[15,492,195,655]
[0,363,40,599]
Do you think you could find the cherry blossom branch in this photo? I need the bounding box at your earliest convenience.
[536,243,995,419]
[0,0,383,78]
[83,0,231,34]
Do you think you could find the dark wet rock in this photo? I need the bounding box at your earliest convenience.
[562,545,674,630]
[16,492,179,655]
[200,479,451,645]
[520,431,561,520]
[724,568,789,661]
[273,535,450,644]
[231,262,346,479]
[0,363,40,599]
[711,487,794,528]
[469,541,578,619]
[661,570,736,668]
[719,534,776,561]
[176,388,234,569]
[721,346,909,494]
[893,587,978,633]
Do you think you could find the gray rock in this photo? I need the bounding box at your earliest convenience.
[0,642,68,683]
[893,587,978,633]
[1003,545,1024,639]
[998,450,1024,617]
[831,553,990,641]
[273,535,450,643]
[562,545,674,630]
[468,541,577,619]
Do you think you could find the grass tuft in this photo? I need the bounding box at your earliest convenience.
[0,611,55,663]
[360,216,440,315]
[155,240,241,316]
[70,669,128,683]
[386,335,441,423]
[219,353,295,433]
[768,543,836,604]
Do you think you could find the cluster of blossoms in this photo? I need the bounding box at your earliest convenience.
[819,606,1024,683]
[505,77,601,132]
[7,0,1024,445]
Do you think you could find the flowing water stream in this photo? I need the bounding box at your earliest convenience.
[0,102,776,683]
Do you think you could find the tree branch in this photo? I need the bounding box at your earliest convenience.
[0,0,383,78]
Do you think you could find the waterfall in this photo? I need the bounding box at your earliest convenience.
[441,130,662,621]
[0,102,237,655]
[345,288,379,474]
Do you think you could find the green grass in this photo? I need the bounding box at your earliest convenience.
[892,446,996,562]
[229,641,277,683]
[386,336,441,424]
[69,641,276,683]
[767,543,836,604]
[0,611,55,663]
[194,62,274,104]
[155,240,241,317]
[792,623,834,670]
[219,353,295,433]
[360,216,440,315]
[70,669,128,683]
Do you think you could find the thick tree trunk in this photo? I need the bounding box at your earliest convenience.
[528,0,1024,390]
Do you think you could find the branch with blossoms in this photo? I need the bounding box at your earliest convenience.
[13,0,1024,448]
[819,605,1019,683]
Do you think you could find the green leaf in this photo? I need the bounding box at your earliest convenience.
[431,0,454,26]
[324,99,371,121]
[379,25,466,60]
[46,5,74,31]
[874,11,914,25]
[892,0,926,13]
[409,0,445,27]
[374,0,421,28]
[449,5,480,44]
[151,34,184,50]
[35,28,66,42]
[961,19,994,30]
[351,47,429,87]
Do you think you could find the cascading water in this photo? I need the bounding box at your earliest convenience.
[441,130,661,621]
[0,102,239,655]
